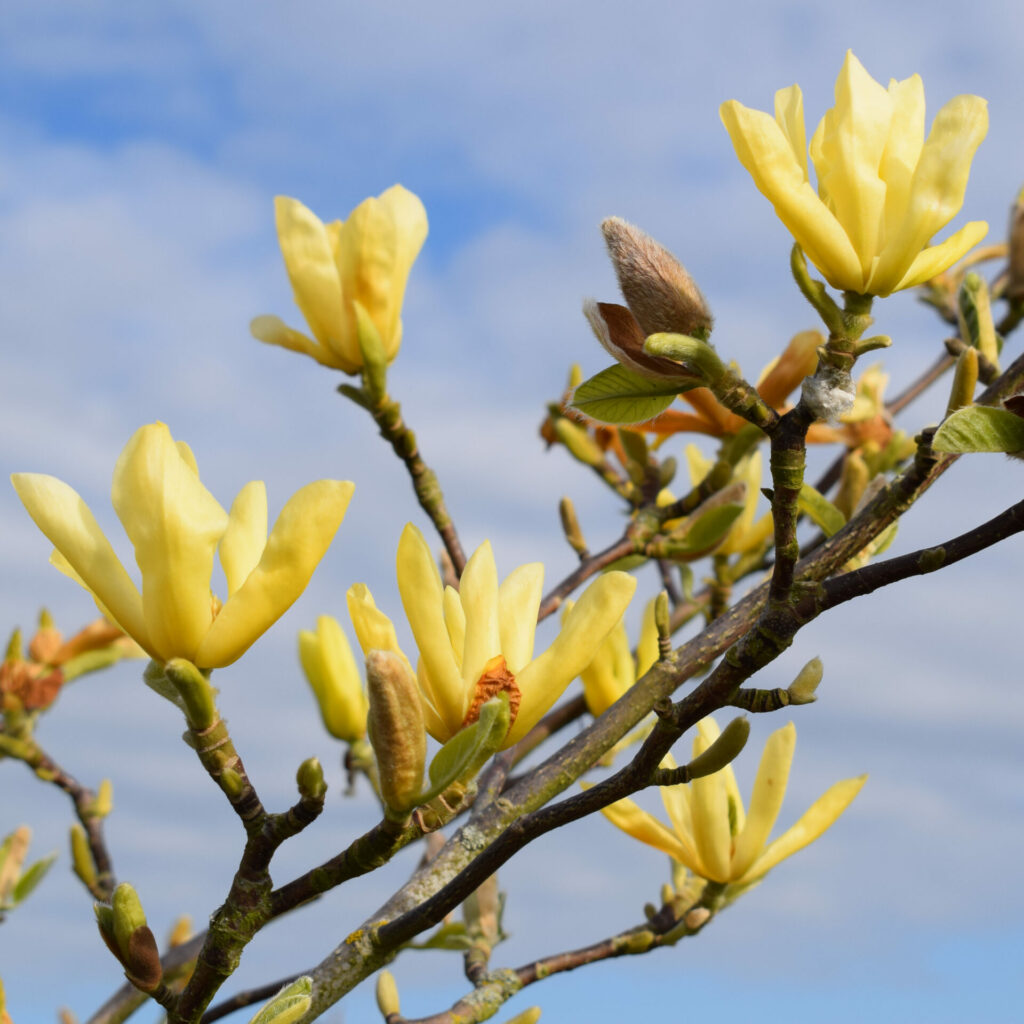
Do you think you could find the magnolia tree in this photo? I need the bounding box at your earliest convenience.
[2,50,1023,1024]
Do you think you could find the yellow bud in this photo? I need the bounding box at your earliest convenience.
[296,757,327,801]
[787,658,823,705]
[684,907,711,930]
[220,768,246,799]
[90,779,114,819]
[366,649,426,816]
[553,419,605,467]
[946,346,979,417]
[70,824,98,891]
[685,716,749,779]
[558,497,588,557]
[375,970,400,1018]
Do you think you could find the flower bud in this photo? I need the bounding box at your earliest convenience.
[299,616,368,744]
[601,217,712,339]
[366,649,427,816]
[946,346,979,417]
[685,716,749,780]
[86,779,114,820]
[787,658,823,705]
[375,970,400,1018]
[958,272,1000,371]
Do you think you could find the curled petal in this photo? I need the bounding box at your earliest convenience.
[892,220,989,292]
[250,315,356,373]
[194,480,354,667]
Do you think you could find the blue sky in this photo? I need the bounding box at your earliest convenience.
[2,2,1023,1022]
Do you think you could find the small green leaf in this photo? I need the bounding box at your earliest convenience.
[933,406,1024,454]
[423,694,511,800]
[12,852,57,905]
[798,484,846,537]
[603,554,647,572]
[679,503,744,554]
[570,364,685,425]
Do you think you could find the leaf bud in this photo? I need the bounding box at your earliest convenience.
[219,768,246,799]
[69,824,98,892]
[296,757,327,802]
[366,649,427,817]
[685,716,749,780]
[111,883,148,962]
[643,332,726,386]
[163,658,217,730]
[248,977,313,1024]
[787,657,823,706]
[86,779,114,819]
[684,906,711,930]
[167,914,193,947]
[375,970,401,1018]
[660,883,675,906]
[601,217,712,339]
[558,497,588,557]
[552,418,605,467]
[945,346,979,417]
[1007,184,1024,304]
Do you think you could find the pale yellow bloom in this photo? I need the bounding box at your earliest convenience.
[600,718,865,885]
[299,615,368,743]
[346,524,636,748]
[11,423,353,669]
[252,186,428,372]
[720,51,988,296]
[572,598,659,717]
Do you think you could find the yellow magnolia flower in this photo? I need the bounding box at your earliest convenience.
[720,51,988,296]
[11,423,353,669]
[299,615,368,743]
[346,524,636,749]
[600,718,865,885]
[251,185,428,373]
[571,598,658,717]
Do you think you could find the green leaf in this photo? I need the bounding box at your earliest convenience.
[933,406,1024,454]
[679,503,744,555]
[603,554,647,572]
[570,364,685,425]
[798,484,846,537]
[12,852,56,905]
[247,977,313,1024]
[422,694,511,801]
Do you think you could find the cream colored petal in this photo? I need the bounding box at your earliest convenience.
[721,100,862,290]
[870,94,988,294]
[595,790,699,872]
[891,220,989,292]
[442,585,466,671]
[879,75,926,251]
[774,84,807,179]
[498,562,544,674]
[741,775,867,883]
[506,571,636,746]
[274,197,348,351]
[811,51,892,275]
[219,481,268,596]
[635,598,659,680]
[111,424,228,662]
[337,186,427,357]
[250,314,357,373]
[688,730,733,883]
[459,540,502,692]
[396,523,464,734]
[730,722,796,879]
[193,480,353,667]
[12,473,151,655]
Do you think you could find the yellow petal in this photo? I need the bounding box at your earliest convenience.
[870,94,988,294]
[336,185,427,359]
[684,443,713,488]
[497,562,544,674]
[442,585,466,672]
[299,615,367,743]
[193,480,353,667]
[219,481,267,596]
[347,583,403,658]
[774,84,807,179]
[741,775,866,882]
[111,424,228,662]
[459,540,502,693]
[879,74,926,250]
[730,721,796,879]
[635,598,659,680]
[720,99,862,290]
[657,754,701,869]
[595,790,699,871]
[274,196,350,356]
[396,523,464,735]
[580,618,631,717]
[250,315,356,373]
[687,727,733,883]
[11,473,151,655]
[416,659,452,741]
[892,220,989,292]
[810,51,892,275]
[507,571,636,746]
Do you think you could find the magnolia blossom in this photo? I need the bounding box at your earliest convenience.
[11,423,353,669]
[720,51,988,296]
[600,718,865,885]
[252,185,428,372]
[346,524,636,749]
[299,615,368,744]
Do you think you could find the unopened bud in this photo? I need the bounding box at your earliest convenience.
[167,914,193,947]
[946,346,979,417]
[568,363,583,389]
[164,658,216,731]
[553,418,605,467]
[0,827,30,902]
[87,779,114,819]
[367,650,426,817]
[558,497,588,557]
[376,970,400,1018]
[787,658,823,705]
[660,882,675,906]
[111,882,147,961]
[958,273,1000,371]
[1007,184,1024,303]
[654,591,671,660]
[4,628,23,663]
[684,906,711,930]
[601,217,712,339]
[643,901,658,921]
[296,757,327,801]
[70,824,98,892]
[685,717,749,780]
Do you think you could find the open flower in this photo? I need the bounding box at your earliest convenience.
[346,524,636,748]
[251,185,428,373]
[299,615,368,743]
[599,718,865,885]
[720,51,988,296]
[11,423,353,669]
